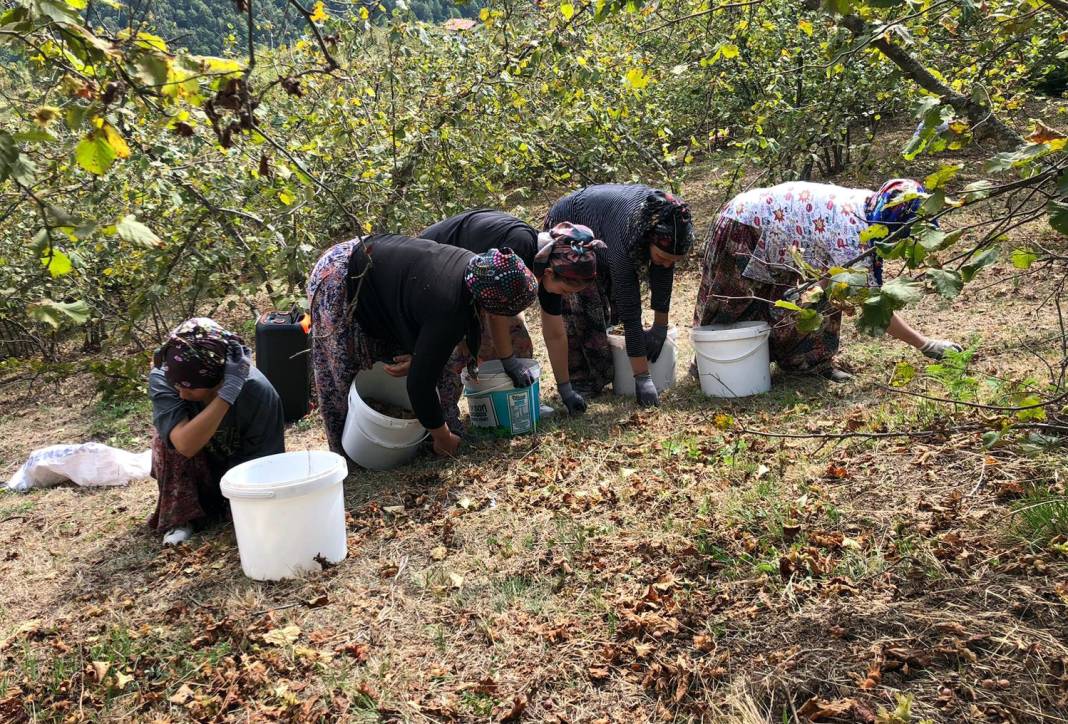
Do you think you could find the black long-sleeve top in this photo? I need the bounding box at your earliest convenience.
[420,209,563,315]
[346,234,477,430]
[545,184,675,358]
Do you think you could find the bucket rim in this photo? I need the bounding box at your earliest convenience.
[348,379,423,431]
[221,450,346,501]
[692,321,770,342]
[606,325,679,347]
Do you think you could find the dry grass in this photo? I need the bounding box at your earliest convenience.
[2,132,1068,722]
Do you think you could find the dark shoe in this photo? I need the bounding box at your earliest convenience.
[819,367,854,383]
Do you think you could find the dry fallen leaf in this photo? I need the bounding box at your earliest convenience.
[498,694,527,722]
[797,696,859,720]
[169,683,194,705]
[449,572,464,589]
[304,594,329,608]
[91,660,110,682]
[263,624,301,646]
[431,546,448,561]
[114,671,134,690]
[1027,121,1066,144]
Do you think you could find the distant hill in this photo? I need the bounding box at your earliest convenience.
[85,0,480,56]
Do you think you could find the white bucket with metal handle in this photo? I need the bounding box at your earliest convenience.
[221,450,348,581]
[608,326,678,395]
[341,363,427,470]
[692,321,772,397]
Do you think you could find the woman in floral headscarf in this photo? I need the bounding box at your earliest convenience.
[691,179,962,382]
[307,234,538,459]
[148,318,285,545]
[544,184,695,408]
[420,209,606,414]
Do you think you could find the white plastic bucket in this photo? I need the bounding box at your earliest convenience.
[341,364,427,470]
[608,326,678,396]
[221,450,348,581]
[692,321,771,398]
[462,359,541,436]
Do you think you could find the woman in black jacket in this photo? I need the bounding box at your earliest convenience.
[307,234,538,458]
[545,184,694,407]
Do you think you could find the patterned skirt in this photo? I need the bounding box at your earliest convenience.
[691,216,842,373]
[308,240,468,455]
[147,432,227,532]
[560,275,616,397]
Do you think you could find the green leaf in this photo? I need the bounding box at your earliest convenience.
[890,361,915,387]
[962,180,993,202]
[915,227,946,252]
[924,163,962,190]
[1010,249,1038,270]
[919,189,944,215]
[1014,394,1046,422]
[33,0,80,23]
[28,299,90,328]
[961,247,998,282]
[981,430,1003,449]
[858,294,894,336]
[795,308,823,333]
[880,276,924,306]
[859,223,888,244]
[926,268,963,299]
[1049,200,1068,236]
[130,52,169,86]
[41,249,73,277]
[75,132,116,175]
[116,214,161,247]
[0,131,37,184]
[773,299,803,312]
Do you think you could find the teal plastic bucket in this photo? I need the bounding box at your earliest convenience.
[462,359,541,436]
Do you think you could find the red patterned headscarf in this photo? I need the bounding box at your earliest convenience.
[533,223,606,282]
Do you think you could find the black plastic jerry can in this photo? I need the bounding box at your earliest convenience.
[255,308,311,423]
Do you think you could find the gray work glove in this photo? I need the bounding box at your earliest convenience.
[218,342,252,405]
[920,339,963,360]
[500,355,536,388]
[645,323,670,363]
[634,373,659,407]
[558,381,587,415]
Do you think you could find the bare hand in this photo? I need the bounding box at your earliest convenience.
[431,427,462,457]
[383,354,412,377]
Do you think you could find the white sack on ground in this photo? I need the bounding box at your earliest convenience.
[5,443,152,492]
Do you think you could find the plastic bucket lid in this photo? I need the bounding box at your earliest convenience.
[692,321,770,343]
[221,450,346,501]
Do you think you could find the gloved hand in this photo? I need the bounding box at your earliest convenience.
[500,355,536,388]
[558,381,587,415]
[634,373,659,407]
[218,342,252,405]
[920,339,963,360]
[645,323,669,363]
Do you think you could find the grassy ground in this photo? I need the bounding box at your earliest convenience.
[1,130,1067,722]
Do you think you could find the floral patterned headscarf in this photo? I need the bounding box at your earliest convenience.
[463,247,538,316]
[865,178,926,228]
[153,317,244,389]
[533,223,607,282]
[647,191,694,256]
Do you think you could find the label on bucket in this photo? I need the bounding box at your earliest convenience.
[506,391,532,434]
[468,395,498,428]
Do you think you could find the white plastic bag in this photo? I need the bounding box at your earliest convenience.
[5,443,152,492]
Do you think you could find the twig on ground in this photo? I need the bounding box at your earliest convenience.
[879,384,1068,411]
[252,602,303,617]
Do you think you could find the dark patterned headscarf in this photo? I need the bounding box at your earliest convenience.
[533,223,607,282]
[463,247,538,316]
[153,317,243,389]
[865,179,926,228]
[645,190,694,256]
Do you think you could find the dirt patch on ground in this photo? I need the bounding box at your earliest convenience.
[1,151,1067,721]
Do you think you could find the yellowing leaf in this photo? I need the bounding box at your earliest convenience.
[75,131,116,175]
[116,214,161,247]
[263,624,301,646]
[798,19,813,36]
[278,188,296,206]
[309,0,328,21]
[719,43,740,59]
[101,122,130,159]
[359,6,369,19]
[623,67,650,90]
[479,7,491,21]
[560,2,575,19]
[42,249,73,277]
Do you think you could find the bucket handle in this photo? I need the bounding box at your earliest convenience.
[355,414,429,450]
[224,488,277,500]
[695,341,767,365]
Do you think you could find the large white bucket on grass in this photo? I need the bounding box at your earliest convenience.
[341,364,427,470]
[221,450,348,581]
[692,321,771,398]
[608,326,678,396]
